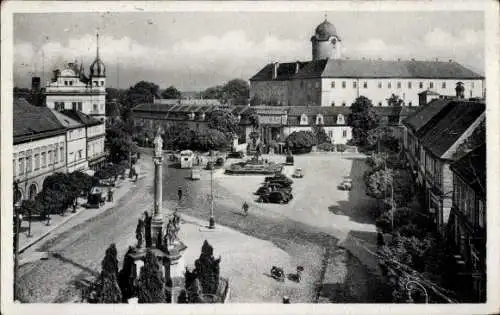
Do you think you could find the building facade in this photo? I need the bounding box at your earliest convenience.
[448,144,486,302]
[402,99,485,234]
[13,99,67,202]
[45,34,106,122]
[250,19,485,108]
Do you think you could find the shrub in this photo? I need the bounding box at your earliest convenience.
[336,144,347,152]
[285,131,316,154]
[316,142,336,152]
[137,250,166,303]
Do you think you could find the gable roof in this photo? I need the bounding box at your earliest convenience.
[13,98,66,143]
[403,98,453,133]
[60,109,102,126]
[419,101,485,158]
[252,59,484,81]
[250,61,310,81]
[50,109,84,129]
[450,144,486,196]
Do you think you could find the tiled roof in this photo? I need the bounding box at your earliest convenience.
[50,109,84,129]
[252,59,484,81]
[13,98,66,143]
[450,144,486,196]
[403,98,452,133]
[420,101,485,158]
[250,61,310,81]
[60,109,102,126]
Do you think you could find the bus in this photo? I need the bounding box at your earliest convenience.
[180,150,194,169]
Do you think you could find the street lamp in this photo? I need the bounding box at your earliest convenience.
[406,280,429,303]
[208,151,215,229]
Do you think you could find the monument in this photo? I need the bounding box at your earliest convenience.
[124,127,188,304]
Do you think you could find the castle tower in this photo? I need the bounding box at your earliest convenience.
[311,18,342,60]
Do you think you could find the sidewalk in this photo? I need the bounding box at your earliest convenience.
[18,159,151,254]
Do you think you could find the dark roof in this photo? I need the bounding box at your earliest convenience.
[450,144,486,196]
[252,59,484,81]
[13,98,66,143]
[60,110,102,126]
[419,101,485,158]
[403,98,452,133]
[250,61,310,81]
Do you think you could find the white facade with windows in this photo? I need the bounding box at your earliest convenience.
[65,126,88,172]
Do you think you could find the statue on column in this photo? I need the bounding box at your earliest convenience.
[135,218,145,248]
[154,127,163,157]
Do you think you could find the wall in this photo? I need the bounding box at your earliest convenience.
[66,127,88,172]
[87,123,106,138]
[283,125,352,144]
[250,80,289,106]
[289,78,322,106]
[320,78,483,108]
[13,134,66,200]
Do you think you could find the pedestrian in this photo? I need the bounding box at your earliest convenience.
[178,187,183,202]
[242,201,249,216]
[108,187,114,202]
[377,231,385,247]
[282,296,290,304]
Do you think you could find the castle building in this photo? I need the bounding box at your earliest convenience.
[45,34,107,122]
[250,19,485,107]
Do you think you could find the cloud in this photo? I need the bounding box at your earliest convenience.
[14,30,308,89]
[14,27,484,90]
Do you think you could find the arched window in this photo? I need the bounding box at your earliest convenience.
[300,114,308,125]
[337,114,345,125]
[316,114,324,125]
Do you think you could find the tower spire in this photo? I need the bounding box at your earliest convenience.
[96,32,100,59]
[324,12,327,21]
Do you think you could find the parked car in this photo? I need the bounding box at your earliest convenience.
[228,151,245,159]
[258,190,293,204]
[265,174,293,187]
[337,178,353,191]
[292,168,304,178]
[87,186,105,208]
[254,183,292,196]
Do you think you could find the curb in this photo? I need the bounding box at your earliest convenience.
[19,173,148,254]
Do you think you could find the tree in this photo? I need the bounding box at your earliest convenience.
[245,108,259,130]
[312,125,331,144]
[206,108,240,135]
[106,123,138,164]
[96,244,122,303]
[223,79,249,105]
[347,96,379,146]
[366,168,413,208]
[285,130,317,154]
[124,81,160,108]
[193,129,230,152]
[194,240,221,295]
[137,250,166,303]
[161,85,182,99]
[201,85,224,100]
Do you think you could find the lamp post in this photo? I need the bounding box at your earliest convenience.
[208,151,215,229]
[406,280,429,303]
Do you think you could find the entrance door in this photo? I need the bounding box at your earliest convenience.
[29,183,38,200]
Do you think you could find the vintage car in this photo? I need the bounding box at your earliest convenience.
[292,168,304,178]
[258,190,293,204]
[254,183,292,196]
[228,151,245,159]
[87,186,105,208]
[265,174,293,187]
[337,178,353,191]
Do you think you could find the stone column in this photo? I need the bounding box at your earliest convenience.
[151,131,164,249]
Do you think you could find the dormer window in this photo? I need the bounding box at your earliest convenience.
[188,112,195,120]
[337,114,345,125]
[300,114,308,125]
[316,114,324,125]
[199,113,206,120]
[237,115,241,122]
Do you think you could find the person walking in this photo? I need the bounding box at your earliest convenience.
[242,201,249,216]
[178,187,183,202]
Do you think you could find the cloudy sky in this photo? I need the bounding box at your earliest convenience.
[13,10,484,91]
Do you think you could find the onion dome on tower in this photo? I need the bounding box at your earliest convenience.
[90,33,106,77]
[315,19,340,40]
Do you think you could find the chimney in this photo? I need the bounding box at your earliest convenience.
[295,61,300,74]
[272,62,279,79]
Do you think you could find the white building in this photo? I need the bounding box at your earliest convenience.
[50,110,89,172]
[250,19,485,107]
[13,99,67,201]
[45,34,106,122]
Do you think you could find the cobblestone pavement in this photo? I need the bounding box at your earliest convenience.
[17,151,391,303]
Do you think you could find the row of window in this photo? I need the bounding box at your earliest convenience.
[14,147,64,177]
[330,101,413,107]
[329,80,475,90]
[327,129,348,138]
[453,176,485,229]
[54,102,104,112]
[300,114,345,125]
[63,80,104,87]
